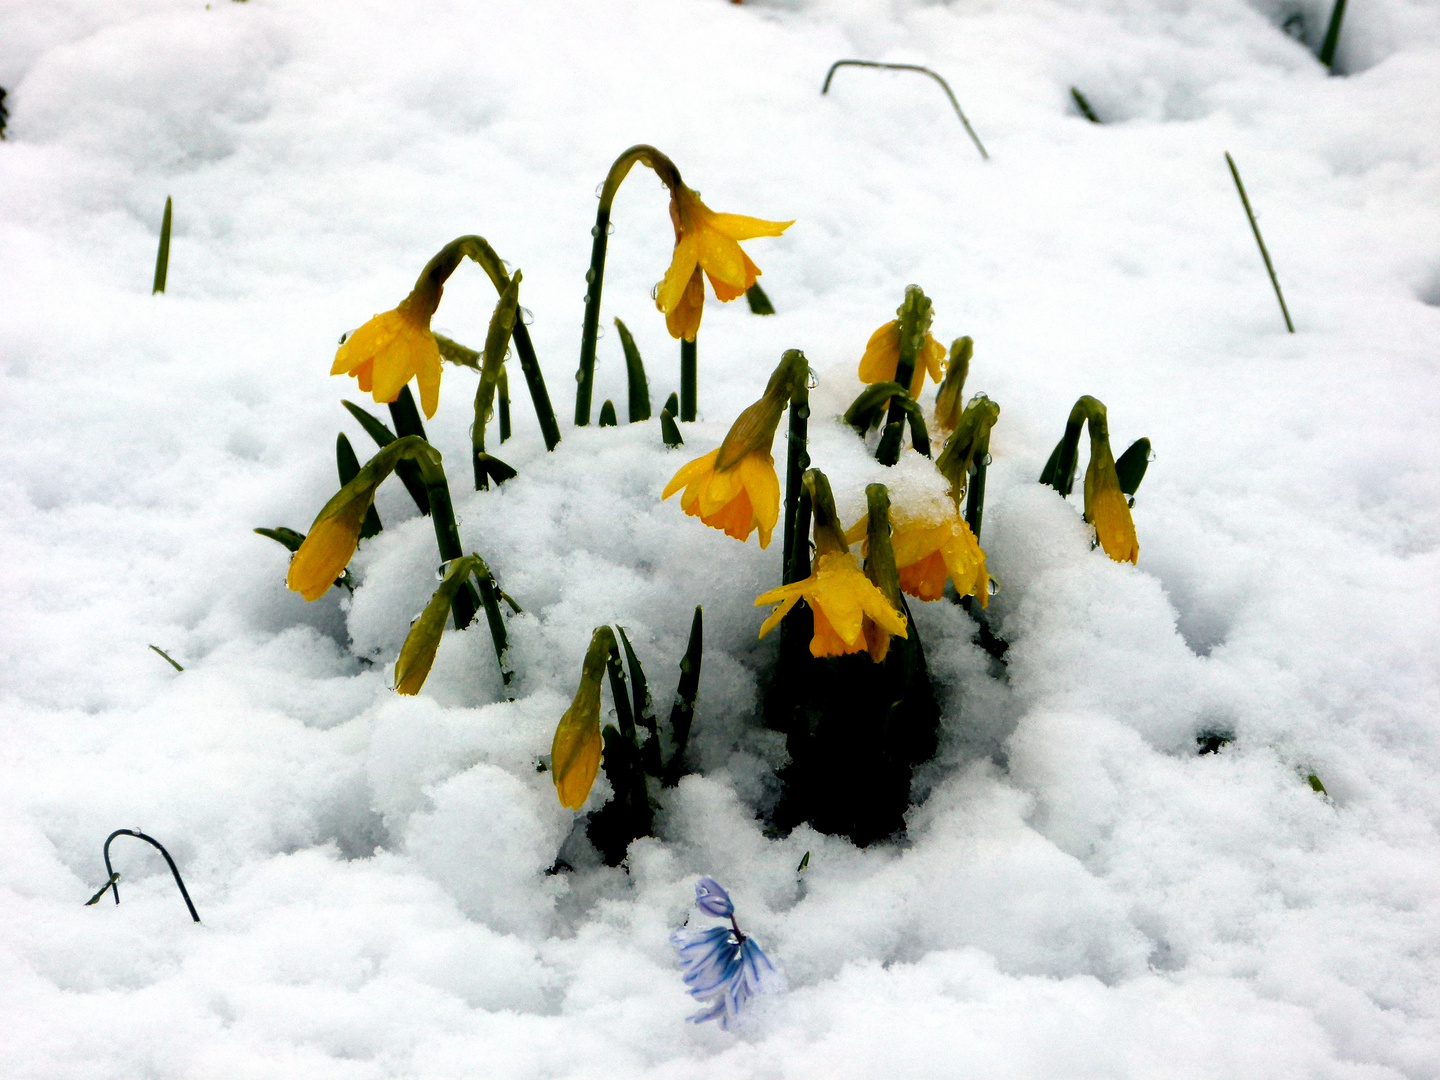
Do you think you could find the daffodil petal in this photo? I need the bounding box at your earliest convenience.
[707,213,794,241]
[663,448,721,500]
[657,234,700,315]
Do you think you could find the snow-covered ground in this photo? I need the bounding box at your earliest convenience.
[2,0,1439,1076]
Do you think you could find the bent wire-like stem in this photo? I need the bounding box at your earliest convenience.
[822,60,988,161]
[1225,153,1294,333]
[98,829,200,923]
[419,235,561,450]
[576,144,685,426]
[1319,0,1348,69]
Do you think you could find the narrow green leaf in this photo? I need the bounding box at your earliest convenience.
[604,642,635,739]
[614,318,651,422]
[148,645,183,672]
[1115,437,1151,497]
[663,392,679,418]
[745,282,775,315]
[660,409,683,448]
[254,526,306,552]
[152,196,172,294]
[598,400,618,427]
[662,606,703,787]
[1070,87,1100,123]
[337,433,382,538]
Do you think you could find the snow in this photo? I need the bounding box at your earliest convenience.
[2,0,1439,1076]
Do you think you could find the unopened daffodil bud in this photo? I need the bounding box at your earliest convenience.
[662,350,808,547]
[394,556,482,695]
[755,470,907,660]
[287,435,440,602]
[935,394,1000,504]
[1083,410,1139,564]
[551,627,617,809]
[655,185,793,342]
[933,337,972,431]
[858,484,907,662]
[858,287,946,401]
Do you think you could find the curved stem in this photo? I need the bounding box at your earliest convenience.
[822,60,988,161]
[101,829,200,923]
[417,235,561,450]
[576,145,684,426]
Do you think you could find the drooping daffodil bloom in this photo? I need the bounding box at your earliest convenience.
[550,627,615,809]
[846,504,990,606]
[655,185,792,341]
[755,471,907,660]
[671,877,778,1029]
[332,278,444,419]
[1085,437,1139,564]
[858,319,946,400]
[287,436,438,602]
[663,351,808,547]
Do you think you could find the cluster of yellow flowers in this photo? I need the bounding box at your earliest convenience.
[662,332,991,662]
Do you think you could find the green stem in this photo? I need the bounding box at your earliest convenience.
[963,433,990,542]
[680,337,697,421]
[416,235,560,450]
[392,388,477,630]
[781,361,811,586]
[575,145,684,426]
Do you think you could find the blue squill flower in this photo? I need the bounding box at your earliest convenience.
[671,877,776,1029]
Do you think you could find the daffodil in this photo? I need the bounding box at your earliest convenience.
[755,470,907,659]
[287,435,439,602]
[847,506,989,606]
[1085,439,1139,564]
[858,320,946,400]
[662,351,807,547]
[654,185,792,342]
[551,628,614,809]
[287,483,377,602]
[332,287,444,419]
[933,336,972,431]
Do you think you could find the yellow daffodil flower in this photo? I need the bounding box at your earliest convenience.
[847,506,989,606]
[858,320,946,400]
[662,351,806,547]
[332,289,444,419]
[654,185,792,342]
[551,628,614,809]
[287,488,375,602]
[755,469,907,660]
[1085,443,1139,564]
[756,551,908,659]
[663,447,780,545]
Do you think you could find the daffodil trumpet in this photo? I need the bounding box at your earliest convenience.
[856,286,940,466]
[334,235,558,449]
[663,350,809,548]
[575,144,793,425]
[393,552,513,698]
[933,336,972,432]
[755,470,907,660]
[472,272,521,490]
[843,381,931,458]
